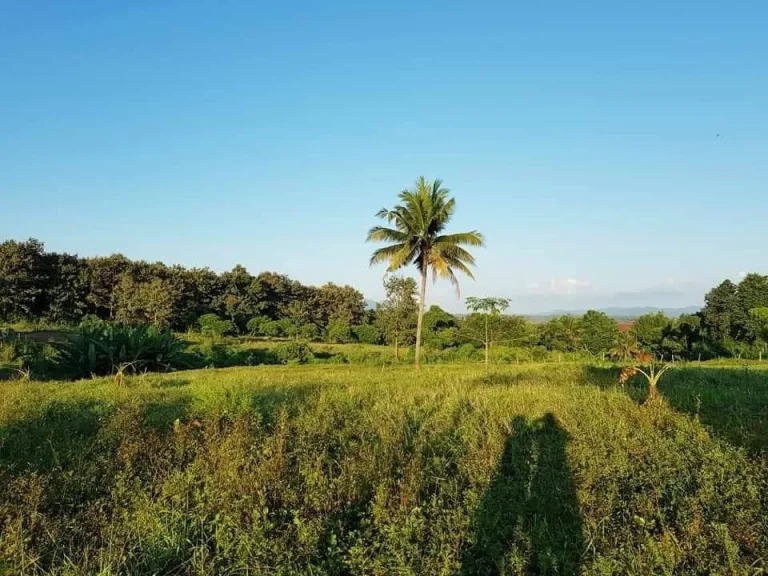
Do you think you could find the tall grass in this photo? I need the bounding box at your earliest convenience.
[0,364,766,574]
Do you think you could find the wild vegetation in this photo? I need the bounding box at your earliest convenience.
[1,364,766,575]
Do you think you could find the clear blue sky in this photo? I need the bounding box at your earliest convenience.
[2,1,766,313]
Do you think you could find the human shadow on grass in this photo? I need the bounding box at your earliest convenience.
[582,364,768,456]
[460,413,583,575]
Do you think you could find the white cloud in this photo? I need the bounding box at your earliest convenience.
[526,277,591,295]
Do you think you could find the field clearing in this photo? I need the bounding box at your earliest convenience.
[1,364,767,575]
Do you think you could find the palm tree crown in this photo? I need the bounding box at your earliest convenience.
[367,176,484,368]
[367,177,484,293]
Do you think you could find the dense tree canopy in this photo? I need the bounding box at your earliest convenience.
[0,238,367,336]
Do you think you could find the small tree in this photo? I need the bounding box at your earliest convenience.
[632,312,670,357]
[464,297,511,370]
[580,310,619,358]
[375,276,418,359]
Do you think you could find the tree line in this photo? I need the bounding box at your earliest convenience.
[2,237,767,360]
[0,238,369,337]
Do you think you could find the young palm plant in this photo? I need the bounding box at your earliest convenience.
[620,358,673,404]
[367,177,484,369]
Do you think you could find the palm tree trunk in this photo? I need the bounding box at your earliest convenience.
[415,267,428,370]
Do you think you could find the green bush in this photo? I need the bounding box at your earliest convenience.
[191,340,278,368]
[352,324,382,345]
[199,314,236,337]
[273,340,314,364]
[326,320,354,344]
[260,320,283,338]
[455,342,481,361]
[246,315,269,336]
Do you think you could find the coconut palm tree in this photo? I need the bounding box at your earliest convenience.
[367,177,484,369]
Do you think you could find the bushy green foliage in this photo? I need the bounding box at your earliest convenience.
[0,364,766,574]
[190,339,277,368]
[326,319,354,344]
[198,313,236,337]
[55,321,186,378]
[633,312,669,355]
[352,323,381,345]
[246,315,270,336]
[260,320,283,338]
[0,239,368,335]
[539,315,582,352]
[580,310,619,356]
[273,340,314,364]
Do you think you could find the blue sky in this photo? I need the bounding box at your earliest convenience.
[1,1,766,313]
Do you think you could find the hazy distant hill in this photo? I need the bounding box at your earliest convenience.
[525,306,700,322]
[363,301,699,321]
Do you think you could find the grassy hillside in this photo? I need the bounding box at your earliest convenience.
[1,364,766,575]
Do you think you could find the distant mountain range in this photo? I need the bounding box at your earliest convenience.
[364,300,699,321]
[524,306,700,322]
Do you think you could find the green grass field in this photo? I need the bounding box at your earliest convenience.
[1,363,767,575]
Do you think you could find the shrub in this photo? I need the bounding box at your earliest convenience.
[455,343,481,361]
[261,320,283,338]
[246,315,269,336]
[352,324,382,345]
[273,340,314,364]
[327,320,354,344]
[199,314,236,337]
[297,323,320,341]
[192,341,278,368]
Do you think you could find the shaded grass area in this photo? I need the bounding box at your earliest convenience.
[0,364,766,574]
[586,364,768,456]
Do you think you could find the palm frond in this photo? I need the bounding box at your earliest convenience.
[369,243,407,266]
[430,253,461,296]
[366,226,409,243]
[440,255,475,281]
[433,243,478,267]
[434,231,485,247]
